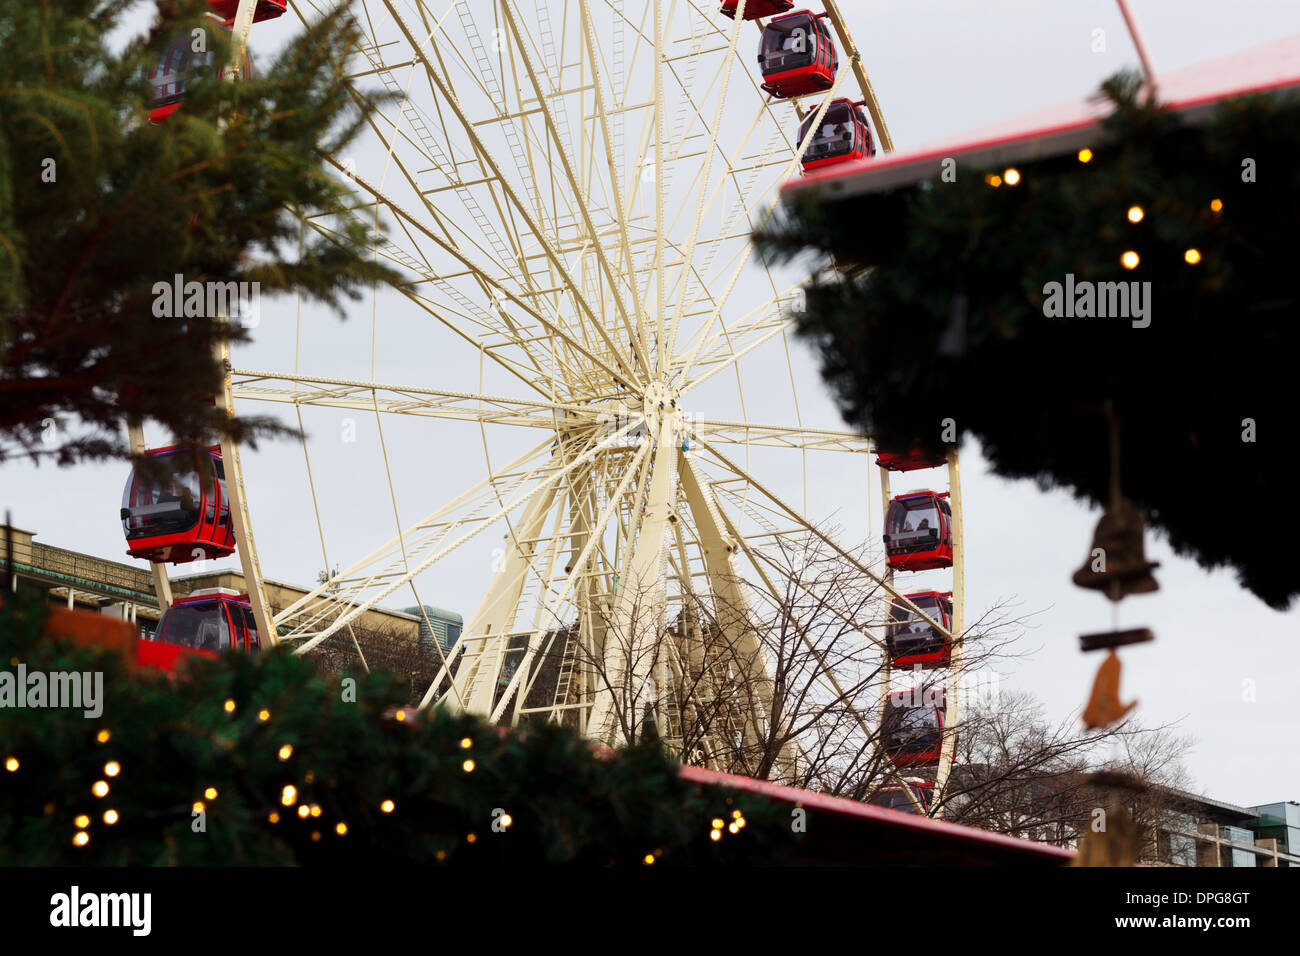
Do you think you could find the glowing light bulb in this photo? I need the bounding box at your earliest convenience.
[462,759,476,773]
[1078,148,1094,163]
[281,785,297,806]
[104,761,121,777]
[1003,168,1020,186]
[1121,251,1140,270]
[1184,248,1202,264]
[1127,205,1144,223]
[278,745,293,761]
[103,810,119,825]
[381,799,395,813]
[92,781,109,798]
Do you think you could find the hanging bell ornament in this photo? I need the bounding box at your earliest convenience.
[1072,496,1160,601]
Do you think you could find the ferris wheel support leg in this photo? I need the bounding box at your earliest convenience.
[679,452,799,779]
[587,424,678,746]
[215,337,278,647]
[126,422,174,612]
[449,480,560,717]
[932,449,965,815]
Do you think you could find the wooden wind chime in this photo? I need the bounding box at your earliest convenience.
[1072,410,1158,729]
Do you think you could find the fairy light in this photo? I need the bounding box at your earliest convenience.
[257,709,270,722]
[92,781,109,798]
[74,815,90,829]
[711,818,724,829]
[1078,147,1094,163]
[460,737,473,749]
[984,173,1002,188]
[1003,168,1021,186]
[280,784,297,806]
[335,823,348,836]
[104,761,121,777]
[462,759,476,773]
[466,833,478,844]
[1121,251,1140,270]
[1127,205,1144,223]
[73,832,89,847]
[395,710,407,722]
[297,804,311,819]
[96,729,111,744]
[1185,248,1202,264]
[381,799,395,813]
[310,831,321,842]
[709,829,722,842]
[310,804,322,818]
[1210,198,1223,213]
[278,744,292,761]
[192,801,205,813]
[499,813,513,829]
[643,854,655,865]
[728,822,739,834]
[268,812,280,824]
[204,787,218,800]
[223,699,236,713]
[103,809,119,825]
[4,757,17,772]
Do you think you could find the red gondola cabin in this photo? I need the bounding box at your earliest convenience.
[798,98,874,171]
[207,0,288,24]
[875,447,949,472]
[720,0,794,19]
[148,32,219,123]
[139,589,260,672]
[868,778,935,814]
[122,446,236,564]
[758,11,837,98]
[882,689,946,768]
[887,591,954,669]
[883,490,953,571]
[147,14,256,123]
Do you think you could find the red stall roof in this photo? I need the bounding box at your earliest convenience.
[785,33,1300,201]
[681,765,1076,865]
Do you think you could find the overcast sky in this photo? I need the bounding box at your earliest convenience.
[7,1,1298,808]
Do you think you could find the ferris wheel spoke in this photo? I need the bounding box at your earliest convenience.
[324,160,633,392]
[381,1,638,387]
[279,416,645,651]
[696,437,954,642]
[229,368,610,430]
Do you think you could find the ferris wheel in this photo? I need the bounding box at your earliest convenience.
[130,0,966,808]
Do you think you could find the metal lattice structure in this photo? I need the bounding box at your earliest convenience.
[163,0,965,802]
